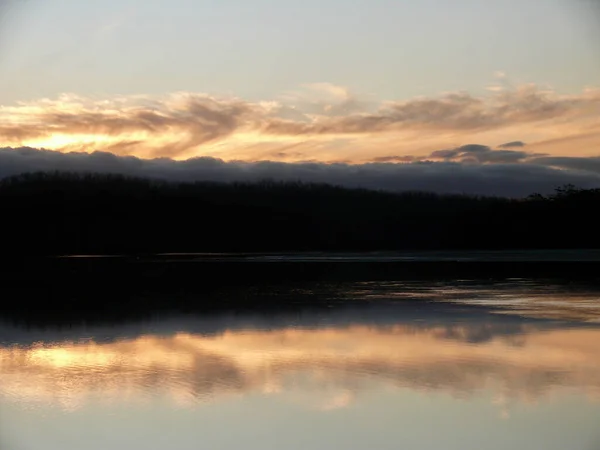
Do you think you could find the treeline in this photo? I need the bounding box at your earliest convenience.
[0,172,598,255]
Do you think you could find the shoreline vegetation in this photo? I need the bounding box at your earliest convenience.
[2,171,600,320]
[1,171,599,256]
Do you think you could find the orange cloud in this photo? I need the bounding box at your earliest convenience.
[0,84,599,162]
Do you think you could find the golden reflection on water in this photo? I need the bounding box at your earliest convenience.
[2,324,600,411]
[350,282,600,323]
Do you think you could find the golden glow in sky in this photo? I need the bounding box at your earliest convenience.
[1,83,599,163]
[1,0,598,168]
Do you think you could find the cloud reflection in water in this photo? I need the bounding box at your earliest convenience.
[2,321,600,411]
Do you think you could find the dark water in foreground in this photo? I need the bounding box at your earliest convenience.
[1,277,600,450]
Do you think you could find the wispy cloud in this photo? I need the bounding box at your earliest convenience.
[427,144,545,164]
[498,141,526,149]
[1,83,599,162]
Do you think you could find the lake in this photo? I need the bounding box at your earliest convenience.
[1,267,600,449]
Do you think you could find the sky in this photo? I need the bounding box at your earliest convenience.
[1,0,599,193]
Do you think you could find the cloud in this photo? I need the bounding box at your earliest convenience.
[276,85,600,135]
[1,84,599,161]
[499,141,526,149]
[278,82,369,117]
[430,149,461,159]
[371,155,415,163]
[528,156,600,174]
[0,93,262,159]
[428,144,542,164]
[2,146,600,197]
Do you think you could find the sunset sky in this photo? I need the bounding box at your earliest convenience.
[1,0,599,193]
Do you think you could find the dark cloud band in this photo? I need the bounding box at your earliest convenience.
[2,146,600,198]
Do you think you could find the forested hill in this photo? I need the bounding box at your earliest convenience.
[1,172,598,255]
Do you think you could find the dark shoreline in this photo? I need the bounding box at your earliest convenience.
[3,173,600,255]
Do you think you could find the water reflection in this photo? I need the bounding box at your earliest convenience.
[2,319,600,411]
[2,284,600,450]
[348,280,600,322]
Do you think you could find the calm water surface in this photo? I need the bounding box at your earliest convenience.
[1,279,600,450]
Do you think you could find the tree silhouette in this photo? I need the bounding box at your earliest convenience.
[0,171,598,256]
